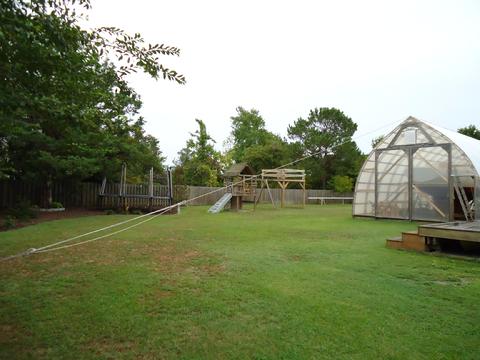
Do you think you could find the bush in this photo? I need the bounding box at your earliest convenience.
[330,175,354,193]
[50,201,64,209]
[104,209,115,215]
[3,216,17,230]
[8,200,37,220]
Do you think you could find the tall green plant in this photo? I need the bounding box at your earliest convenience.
[176,120,223,186]
[288,107,363,189]
[0,0,181,203]
[227,107,293,171]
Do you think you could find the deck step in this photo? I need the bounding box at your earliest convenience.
[402,230,427,251]
[386,236,404,249]
[386,236,402,242]
[386,230,427,251]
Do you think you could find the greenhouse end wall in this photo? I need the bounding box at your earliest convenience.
[353,117,480,222]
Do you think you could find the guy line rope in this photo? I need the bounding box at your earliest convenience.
[0,120,399,262]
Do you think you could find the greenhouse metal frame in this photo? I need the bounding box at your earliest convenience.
[353,117,480,222]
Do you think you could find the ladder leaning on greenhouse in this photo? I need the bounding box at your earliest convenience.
[453,176,475,221]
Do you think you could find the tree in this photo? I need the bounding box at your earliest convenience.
[227,107,293,171]
[228,107,276,162]
[287,107,363,189]
[242,139,294,172]
[0,0,181,204]
[175,120,223,186]
[458,125,480,140]
[371,135,385,149]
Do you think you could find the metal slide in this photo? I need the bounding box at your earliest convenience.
[208,193,232,213]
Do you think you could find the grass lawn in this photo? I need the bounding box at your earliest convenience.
[1,205,480,359]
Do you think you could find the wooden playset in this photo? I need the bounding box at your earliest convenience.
[254,168,306,209]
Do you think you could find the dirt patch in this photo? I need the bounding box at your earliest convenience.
[0,235,226,297]
[85,338,136,357]
[151,247,202,274]
[198,262,226,274]
[25,239,223,274]
[431,278,471,286]
[137,288,175,308]
[149,246,226,275]
[0,324,20,344]
[0,208,105,232]
[0,323,32,348]
[284,253,316,263]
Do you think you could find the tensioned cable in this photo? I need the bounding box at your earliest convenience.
[277,119,399,169]
[0,119,400,261]
[35,205,176,253]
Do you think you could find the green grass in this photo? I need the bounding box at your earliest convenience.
[1,205,480,359]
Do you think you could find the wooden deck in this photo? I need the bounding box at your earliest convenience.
[418,221,480,242]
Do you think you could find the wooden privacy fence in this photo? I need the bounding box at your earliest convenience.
[187,186,228,206]
[0,181,95,209]
[0,181,352,209]
[0,181,188,210]
[185,187,353,206]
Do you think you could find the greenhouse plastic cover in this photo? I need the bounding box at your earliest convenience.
[424,121,480,174]
[353,117,480,220]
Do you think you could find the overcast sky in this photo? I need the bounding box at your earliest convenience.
[86,0,480,165]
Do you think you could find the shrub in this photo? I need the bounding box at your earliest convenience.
[330,175,354,193]
[104,209,115,215]
[3,216,17,230]
[50,201,64,209]
[8,200,37,220]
